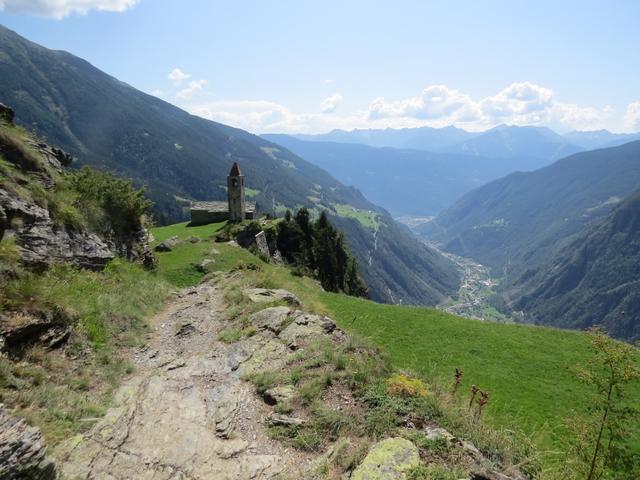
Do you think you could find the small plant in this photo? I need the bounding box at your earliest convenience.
[468,384,479,412]
[250,371,279,395]
[387,373,429,398]
[451,367,463,395]
[475,390,490,421]
[560,327,640,480]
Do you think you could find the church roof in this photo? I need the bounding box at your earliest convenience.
[190,200,256,213]
[229,162,243,176]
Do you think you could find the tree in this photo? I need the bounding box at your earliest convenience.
[561,327,640,480]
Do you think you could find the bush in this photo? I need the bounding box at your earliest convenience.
[71,167,152,240]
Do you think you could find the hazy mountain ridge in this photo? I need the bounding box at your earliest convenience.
[0,24,459,306]
[296,124,639,158]
[263,134,548,216]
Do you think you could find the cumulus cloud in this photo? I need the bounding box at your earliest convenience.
[624,102,640,132]
[480,82,553,122]
[320,94,343,113]
[168,68,191,86]
[176,80,207,100]
[368,85,480,122]
[176,82,630,134]
[0,0,138,19]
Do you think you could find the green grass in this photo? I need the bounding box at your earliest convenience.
[150,220,640,471]
[334,203,379,229]
[0,259,171,444]
[152,221,259,287]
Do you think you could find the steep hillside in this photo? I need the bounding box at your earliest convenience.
[294,125,476,151]
[264,134,557,217]
[421,141,640,280]
[0,25,459,305]
[510,189,640,341]
[444,124,582,162]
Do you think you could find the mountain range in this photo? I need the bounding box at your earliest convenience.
[270,125,639,219]
[263,135,540,216]
[0,24,459,306]
[297,124,639,158]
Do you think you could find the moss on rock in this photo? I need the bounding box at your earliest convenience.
[351,437,420,480]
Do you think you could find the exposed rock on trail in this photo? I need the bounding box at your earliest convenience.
[56,282,314,479]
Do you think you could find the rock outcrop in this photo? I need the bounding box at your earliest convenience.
[155,235,181,252]
[0,102,15,124]
[0,405,57,480]
[244,288,302,306]
[0,189,114,271]
[0,307,74,354]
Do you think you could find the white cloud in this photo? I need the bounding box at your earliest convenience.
[168,68,191,86]
[0,0,138,19]
[176,82,632,134]
[624,102,640,132]
[480,82,553,121]
[176,79,207,100]
[368,85,480,122]
[150,89,163,97]
[320,94,343,113]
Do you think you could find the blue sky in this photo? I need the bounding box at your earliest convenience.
[1,0,639,133]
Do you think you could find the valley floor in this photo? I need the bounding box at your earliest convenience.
[429,245,509,323]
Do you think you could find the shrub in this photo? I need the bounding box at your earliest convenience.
[387,373,429,398]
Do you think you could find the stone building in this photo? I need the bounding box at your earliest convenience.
[190,162,257,225]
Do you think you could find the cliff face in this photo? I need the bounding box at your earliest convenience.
[0,105,153,273]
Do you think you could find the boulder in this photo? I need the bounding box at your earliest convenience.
[244,288,301,306]
[250,307,292,334]
[197,258,215,273]
[424,426,455,444]
[278,311,336,349]
[351,437,420,480]
[154,235,181,252]
[266,413,306,427]
[0,405,57,479]
[254,230,270,257]
[0,103,15,124]
[263,385,296,405]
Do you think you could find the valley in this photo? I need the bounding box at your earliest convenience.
[436,251,507,323]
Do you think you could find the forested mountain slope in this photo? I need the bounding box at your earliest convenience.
[421,141,640,280]
[509,189,640,341]
[0,25,459,305]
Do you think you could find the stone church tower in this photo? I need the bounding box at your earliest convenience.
[227,162,246,222]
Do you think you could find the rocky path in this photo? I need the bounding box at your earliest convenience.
[57,282,309,480]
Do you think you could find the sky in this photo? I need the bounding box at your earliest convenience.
[0,0,639,134]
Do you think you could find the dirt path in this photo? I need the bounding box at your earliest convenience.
[56,282,309,480]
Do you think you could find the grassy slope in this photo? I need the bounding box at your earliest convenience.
[151,221,640,470]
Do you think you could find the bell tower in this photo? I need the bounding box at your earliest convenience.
[227,162,246,222]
